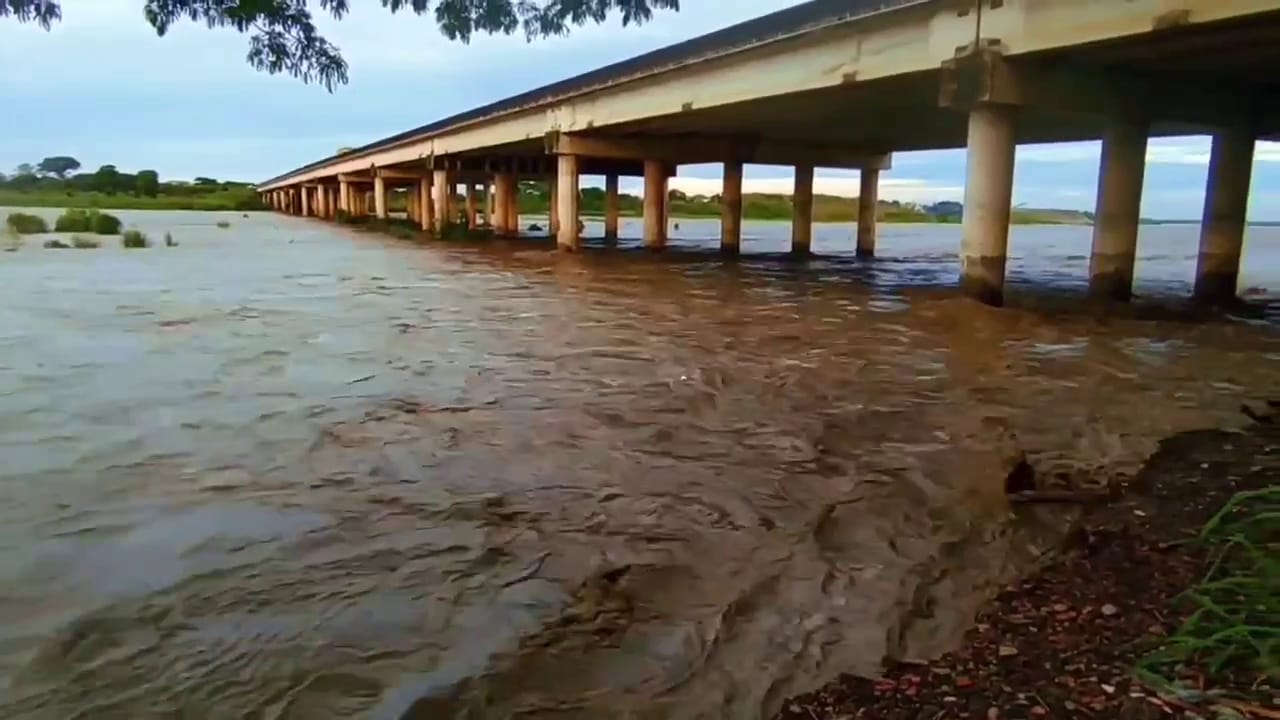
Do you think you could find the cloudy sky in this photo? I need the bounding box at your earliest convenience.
[2,0,1278,219]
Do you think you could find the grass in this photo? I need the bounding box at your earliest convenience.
[121,229,150,248]
[71,235,101,249]
[6,212,49,234]
[1136,486,1280,691]
[53,209,123,234]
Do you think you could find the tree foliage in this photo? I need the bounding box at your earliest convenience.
[1,0,680,91]
[37,155,81,179]
[136,169,160,197]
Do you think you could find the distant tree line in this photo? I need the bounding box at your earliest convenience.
[0,156,264,210]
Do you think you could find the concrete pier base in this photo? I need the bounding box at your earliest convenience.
[433,170,450,233]
[374,176,388,219]
[857,168,878,257]
[1194,127,1255,303]
[791,163,813,256]
[548,176,560,236]
[556,155,581,251]
[960,103,1016,306]
[1089,119,1148,301]
[643,160,667,250]
[721,160,743,254]
[604,174,619,242]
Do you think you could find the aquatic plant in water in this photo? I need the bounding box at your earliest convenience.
[71,235,100,249]
[6,212,49,234]
[54,209,123,235]
[121,229,150,248]
[164,232,178,247]
[216,220,231,229]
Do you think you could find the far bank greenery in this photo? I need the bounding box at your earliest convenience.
[1,156,265,211]
[387,182,1093,225]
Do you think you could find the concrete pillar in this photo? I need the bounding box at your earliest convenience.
[301,186,312,217]
[419,178,433,232]
[792,163,814,256]
[1194,126,1255,303]
[643,160,667,250]
[374,175,388,220]
[433,170,450,233]
[493,174,509,235]
[321,186,332,218]
[339,181,351,216]
[507,176,520,234]
[556,154,581,251]
[1088,119,1148,301]
[604,173,620,242]
[721,160,743,253]
[487,184,496,227]
[857,168,879,257]
[548,175,560,235]
[465,184,479,230]
[960,103,1017,306]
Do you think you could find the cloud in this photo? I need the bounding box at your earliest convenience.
[1016,138,1280,166]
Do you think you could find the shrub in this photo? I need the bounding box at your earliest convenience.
[121,230,149,248]
[164,232,178,247]
[90,211,122,235]
[215,220,231,229]
[71,235,101,249]
[6,212,49,234]
[53,209,123,235]
[43,239,71,249]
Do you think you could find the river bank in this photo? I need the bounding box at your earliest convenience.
[779,412,1280,720]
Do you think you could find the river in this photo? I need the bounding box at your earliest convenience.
[1,208,1278,718]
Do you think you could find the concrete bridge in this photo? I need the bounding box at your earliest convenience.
[257,0,1280,305]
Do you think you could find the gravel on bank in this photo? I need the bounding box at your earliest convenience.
[779,414,1280,720]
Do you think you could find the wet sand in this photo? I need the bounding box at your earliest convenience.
[1,209,1278,718]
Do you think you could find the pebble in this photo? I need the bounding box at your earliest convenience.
[1101,603,1119,616]
[998,645,1019,657]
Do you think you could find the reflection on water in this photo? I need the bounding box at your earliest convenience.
[1,209,1278,718]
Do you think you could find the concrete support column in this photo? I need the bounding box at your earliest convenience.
[419,178,433,232]
[556,154,581,251]
[465,184,479,230]
[960,103,1017,306]
[857,168,879,258]
[1088,118,1149,301]
[792,163,814,256]
[339,181,351,216]
[374,175,388,220]
[408,187,419,223]
[487,184,495,227]
[506,177,520,234]
[301,187,312,217]
[548,175,560,235]
[493,174,509,235]
[721,160,743,253]
[1194,127,1255,303]
[643,160,667,250]
[604,173,620,242]
[433,170,450,233]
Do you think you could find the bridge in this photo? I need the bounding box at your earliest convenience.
[257,0,1280,305]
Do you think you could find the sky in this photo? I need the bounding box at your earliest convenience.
[2,0,1278,220]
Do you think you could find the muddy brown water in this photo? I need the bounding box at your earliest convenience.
[1,209,1278,718]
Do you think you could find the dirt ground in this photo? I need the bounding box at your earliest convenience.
[779,414,1280,720]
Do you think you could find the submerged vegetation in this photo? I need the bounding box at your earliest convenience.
[71,235,100,249]
[5,211,48,234]
[53,209,122,234]
[121,229,150,248]
[1137,486,1280,690]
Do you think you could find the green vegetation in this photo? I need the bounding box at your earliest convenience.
[53,209,123,234]
[1137,487,1280,691]
[121,229,150,248]
[71,235,100,249]
[5,211,48,234]
[1,156,265,211]
[2,0,678,91]
[42,238,71,249]
[215,220,231,229]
